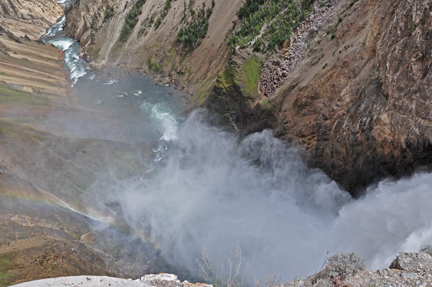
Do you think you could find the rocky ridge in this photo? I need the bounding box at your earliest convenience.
[12,273,214,287]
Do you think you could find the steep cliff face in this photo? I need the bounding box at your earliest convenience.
[256,0,432,195]
[0,0,63,40]
[195,0,432,195]
[65,0,432,195]
[65,0,242,99]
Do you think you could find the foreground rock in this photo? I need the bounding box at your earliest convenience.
[11,253,432,287]
[285,251,432,286]
[12,273,213,287]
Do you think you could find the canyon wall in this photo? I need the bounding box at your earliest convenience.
[267,0,432,195]
[65,0,432,195]
[0,0,63,40]
[64,0,241,102]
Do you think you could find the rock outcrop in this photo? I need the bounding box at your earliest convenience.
[11,252,432,286]
[285,251,432,286]
[140,273,213,287]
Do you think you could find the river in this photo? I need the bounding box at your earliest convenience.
[39,0,432,283]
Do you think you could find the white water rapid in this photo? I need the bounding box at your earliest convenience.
[42,15,92,86]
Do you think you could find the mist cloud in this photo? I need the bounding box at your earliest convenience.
[99,111,352,282]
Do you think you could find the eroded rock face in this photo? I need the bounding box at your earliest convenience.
[257,0,432,195]
[64,0,110,49]
[0,0,63,39]
[390,252,432,273]
[64,0,242,97]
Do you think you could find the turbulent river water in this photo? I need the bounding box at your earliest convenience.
[41,1,432,283]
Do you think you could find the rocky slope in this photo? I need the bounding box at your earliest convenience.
[64,0,241,100]
[0,1,169,285]
[0,0,63,40]
[65,0,432,196]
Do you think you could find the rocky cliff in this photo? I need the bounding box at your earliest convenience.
[64,0,241,100]
[0,0,63,40]
[207,0,432,196]
[65,0,432,196]
[264,0,432,195]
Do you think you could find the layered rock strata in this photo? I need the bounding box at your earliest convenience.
[0,0,63,40]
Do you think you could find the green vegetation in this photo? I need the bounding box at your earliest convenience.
[104,4,116,22]
[0,255,16,287]
[325,13,344,41]
[119,0,146,42]
[0,83,50,106]
[192,76,218,106]
[320,1,328,7]
[138,27,147,38]
[87,47,101,58]
[259,97,269,106]
[312,252,366,283]
[219,66,235,88]
[154,0,172,29]
[242,57,262,98]
[228,0,316,54]
[177,1,215,49]
[325,252,366,278]
[146,56,161,72]
[162,48,177,68]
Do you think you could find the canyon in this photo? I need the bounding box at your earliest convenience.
[65,0,432,195]
[1,0,432,286]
